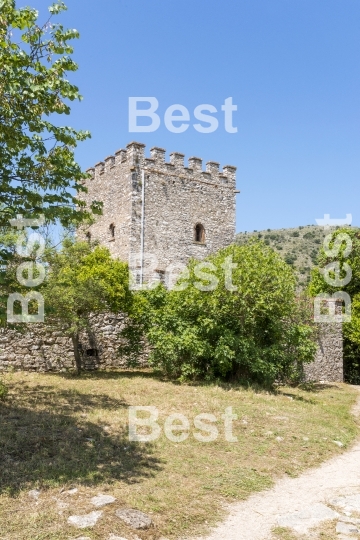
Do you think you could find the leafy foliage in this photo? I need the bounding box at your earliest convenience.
[0,0,101,227]
[122,242,317,385]
[0,224,44,326]
[43,240,132,372]
[309,227,360,383]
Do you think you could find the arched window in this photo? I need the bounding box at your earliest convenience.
[194,223,205,243]
[109,223,115,240]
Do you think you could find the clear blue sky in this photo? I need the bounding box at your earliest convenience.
[33,0,360,232]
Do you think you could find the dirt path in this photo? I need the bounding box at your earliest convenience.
[192,388,360,540]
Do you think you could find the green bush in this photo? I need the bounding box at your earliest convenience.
[125,242,317,385]
[285,254,297,266]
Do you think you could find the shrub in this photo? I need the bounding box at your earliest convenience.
[126,242,317,385]
[291,231,300,237]
[285,254,297,266]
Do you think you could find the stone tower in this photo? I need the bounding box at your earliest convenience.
[80,141,238,286]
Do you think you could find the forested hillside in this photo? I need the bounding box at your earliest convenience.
[236,225,358,289]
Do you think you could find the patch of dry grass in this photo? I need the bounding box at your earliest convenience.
[0,371,358,539]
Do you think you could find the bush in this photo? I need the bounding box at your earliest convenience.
[291,231,300,237]
[0,379,8,401]
[285,254,297,266]
[125,242,317,385]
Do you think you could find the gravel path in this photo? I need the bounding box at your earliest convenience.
[192,388,360,540]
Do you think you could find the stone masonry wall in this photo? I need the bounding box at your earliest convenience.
[0,313,146,372]
[0,312,343,382]
[79,142,238,283]
[303,323,343,382]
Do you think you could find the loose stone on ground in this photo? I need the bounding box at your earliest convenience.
[276,503,339,534]
[331,494,360,513]
[28,489,41,500]
[68,510,103,528]
[91,493,117,507]
[61,487,78,495]
[115,508,153,529]
[336,521,359,534]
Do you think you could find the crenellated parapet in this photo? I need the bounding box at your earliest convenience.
[86,142,237,187]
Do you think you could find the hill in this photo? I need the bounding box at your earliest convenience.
[235,224,357,289]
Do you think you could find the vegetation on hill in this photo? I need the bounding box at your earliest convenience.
[236,225,359,289]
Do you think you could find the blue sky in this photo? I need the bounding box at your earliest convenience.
[32,0,360,232]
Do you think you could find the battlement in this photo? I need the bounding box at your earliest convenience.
[87,142,237,186]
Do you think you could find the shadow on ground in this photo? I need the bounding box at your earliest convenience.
[0,383,163,496]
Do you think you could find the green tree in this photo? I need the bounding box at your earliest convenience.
[0,0,101,227]
[0,224,41,325]
[309,227,360,383]
[43,241,132,373]
[122,241,317,385]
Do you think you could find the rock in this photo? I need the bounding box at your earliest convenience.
[331,494,360,513]
[115,508,153,529]
[68,511,103,529]
[336,521,359,534]
[333,440,344,447]
[108,535,129,540]
[276,436,284,442]
[73,537,92,540]
[340,516,360,524]
[28,489,41,500]
[277,503,339,534]
[91,494,116,507]
[64,488,78,495]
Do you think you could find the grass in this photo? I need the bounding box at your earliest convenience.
[0,370,359,539]
[271,519,345,540]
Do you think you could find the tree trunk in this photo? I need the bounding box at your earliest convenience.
[71,332,82,374]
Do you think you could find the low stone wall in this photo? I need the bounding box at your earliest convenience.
[0,313,143,372]
[0,312,343,382]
